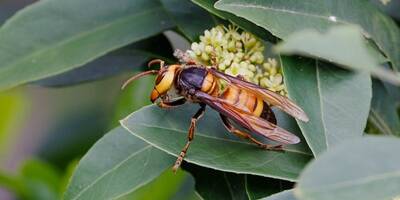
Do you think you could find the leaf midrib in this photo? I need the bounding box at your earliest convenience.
[217,2,349,25]
[70,145,152,200]
[0,6,164,75]
[316,60,329,151]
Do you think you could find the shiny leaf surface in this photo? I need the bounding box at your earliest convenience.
[215,0,400,71]
[281,57,372,156]
[64,127,174,200]
[296,136,400,200]
[0,0,173,91]
[275,25,400,85]
[121,105,312,181]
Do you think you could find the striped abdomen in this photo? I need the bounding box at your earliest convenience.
[200,72,276,123]
[221,85,276,124]
[220,86,265,117]
[201,72,264,116]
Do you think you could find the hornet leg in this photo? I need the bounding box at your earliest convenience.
[172,104,206,172]
[220,114,283,151]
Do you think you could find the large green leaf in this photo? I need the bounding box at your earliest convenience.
[64,127,174,200]
[121,105,312,181]
[191,0,276,41]
[295,136,400,200]
[35,34,173,87]
[0,0,174,91]
[369,80,400,136]
[215,0,400,71]
[161,0,216,42]
[185,164,293,200]
[275,25,400,85]
[281,57,372,156]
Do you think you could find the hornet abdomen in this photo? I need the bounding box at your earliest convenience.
[220,85,276,124]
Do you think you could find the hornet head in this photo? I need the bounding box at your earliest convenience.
[121,59,182,103]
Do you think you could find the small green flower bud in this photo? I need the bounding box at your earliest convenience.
[201,52,209,61]
[239,61,249,70]
[235,52,244,60]
[205,45,213,54]
[248,64,256,72]
[235,41,243,49]
[228,41,236,51]
[218,63,226,70]
[204,30,211,38]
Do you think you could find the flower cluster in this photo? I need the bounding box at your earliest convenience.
[187,25,286,96]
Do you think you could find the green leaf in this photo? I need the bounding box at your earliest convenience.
[191,0,275,41]
[161,0,216,42]
[64,127,174,200]
[35,34,173,87]
[295,136,400,200]
[121,105,312,181]
[281,57,372,156]
[369,80,400,136]
[275,25,400,85]
[60,160,79,196]
[262,189,297,200]
[0,0,174,91]
[215,0,400,71]
[185,164,293,200]
[116,170,194,200]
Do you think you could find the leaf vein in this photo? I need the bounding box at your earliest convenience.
[316,60,329,150]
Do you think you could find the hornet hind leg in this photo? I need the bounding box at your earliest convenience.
[172,104,206,172]
[219,114,283,151]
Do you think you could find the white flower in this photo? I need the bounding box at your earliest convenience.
[187,24,287,96]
